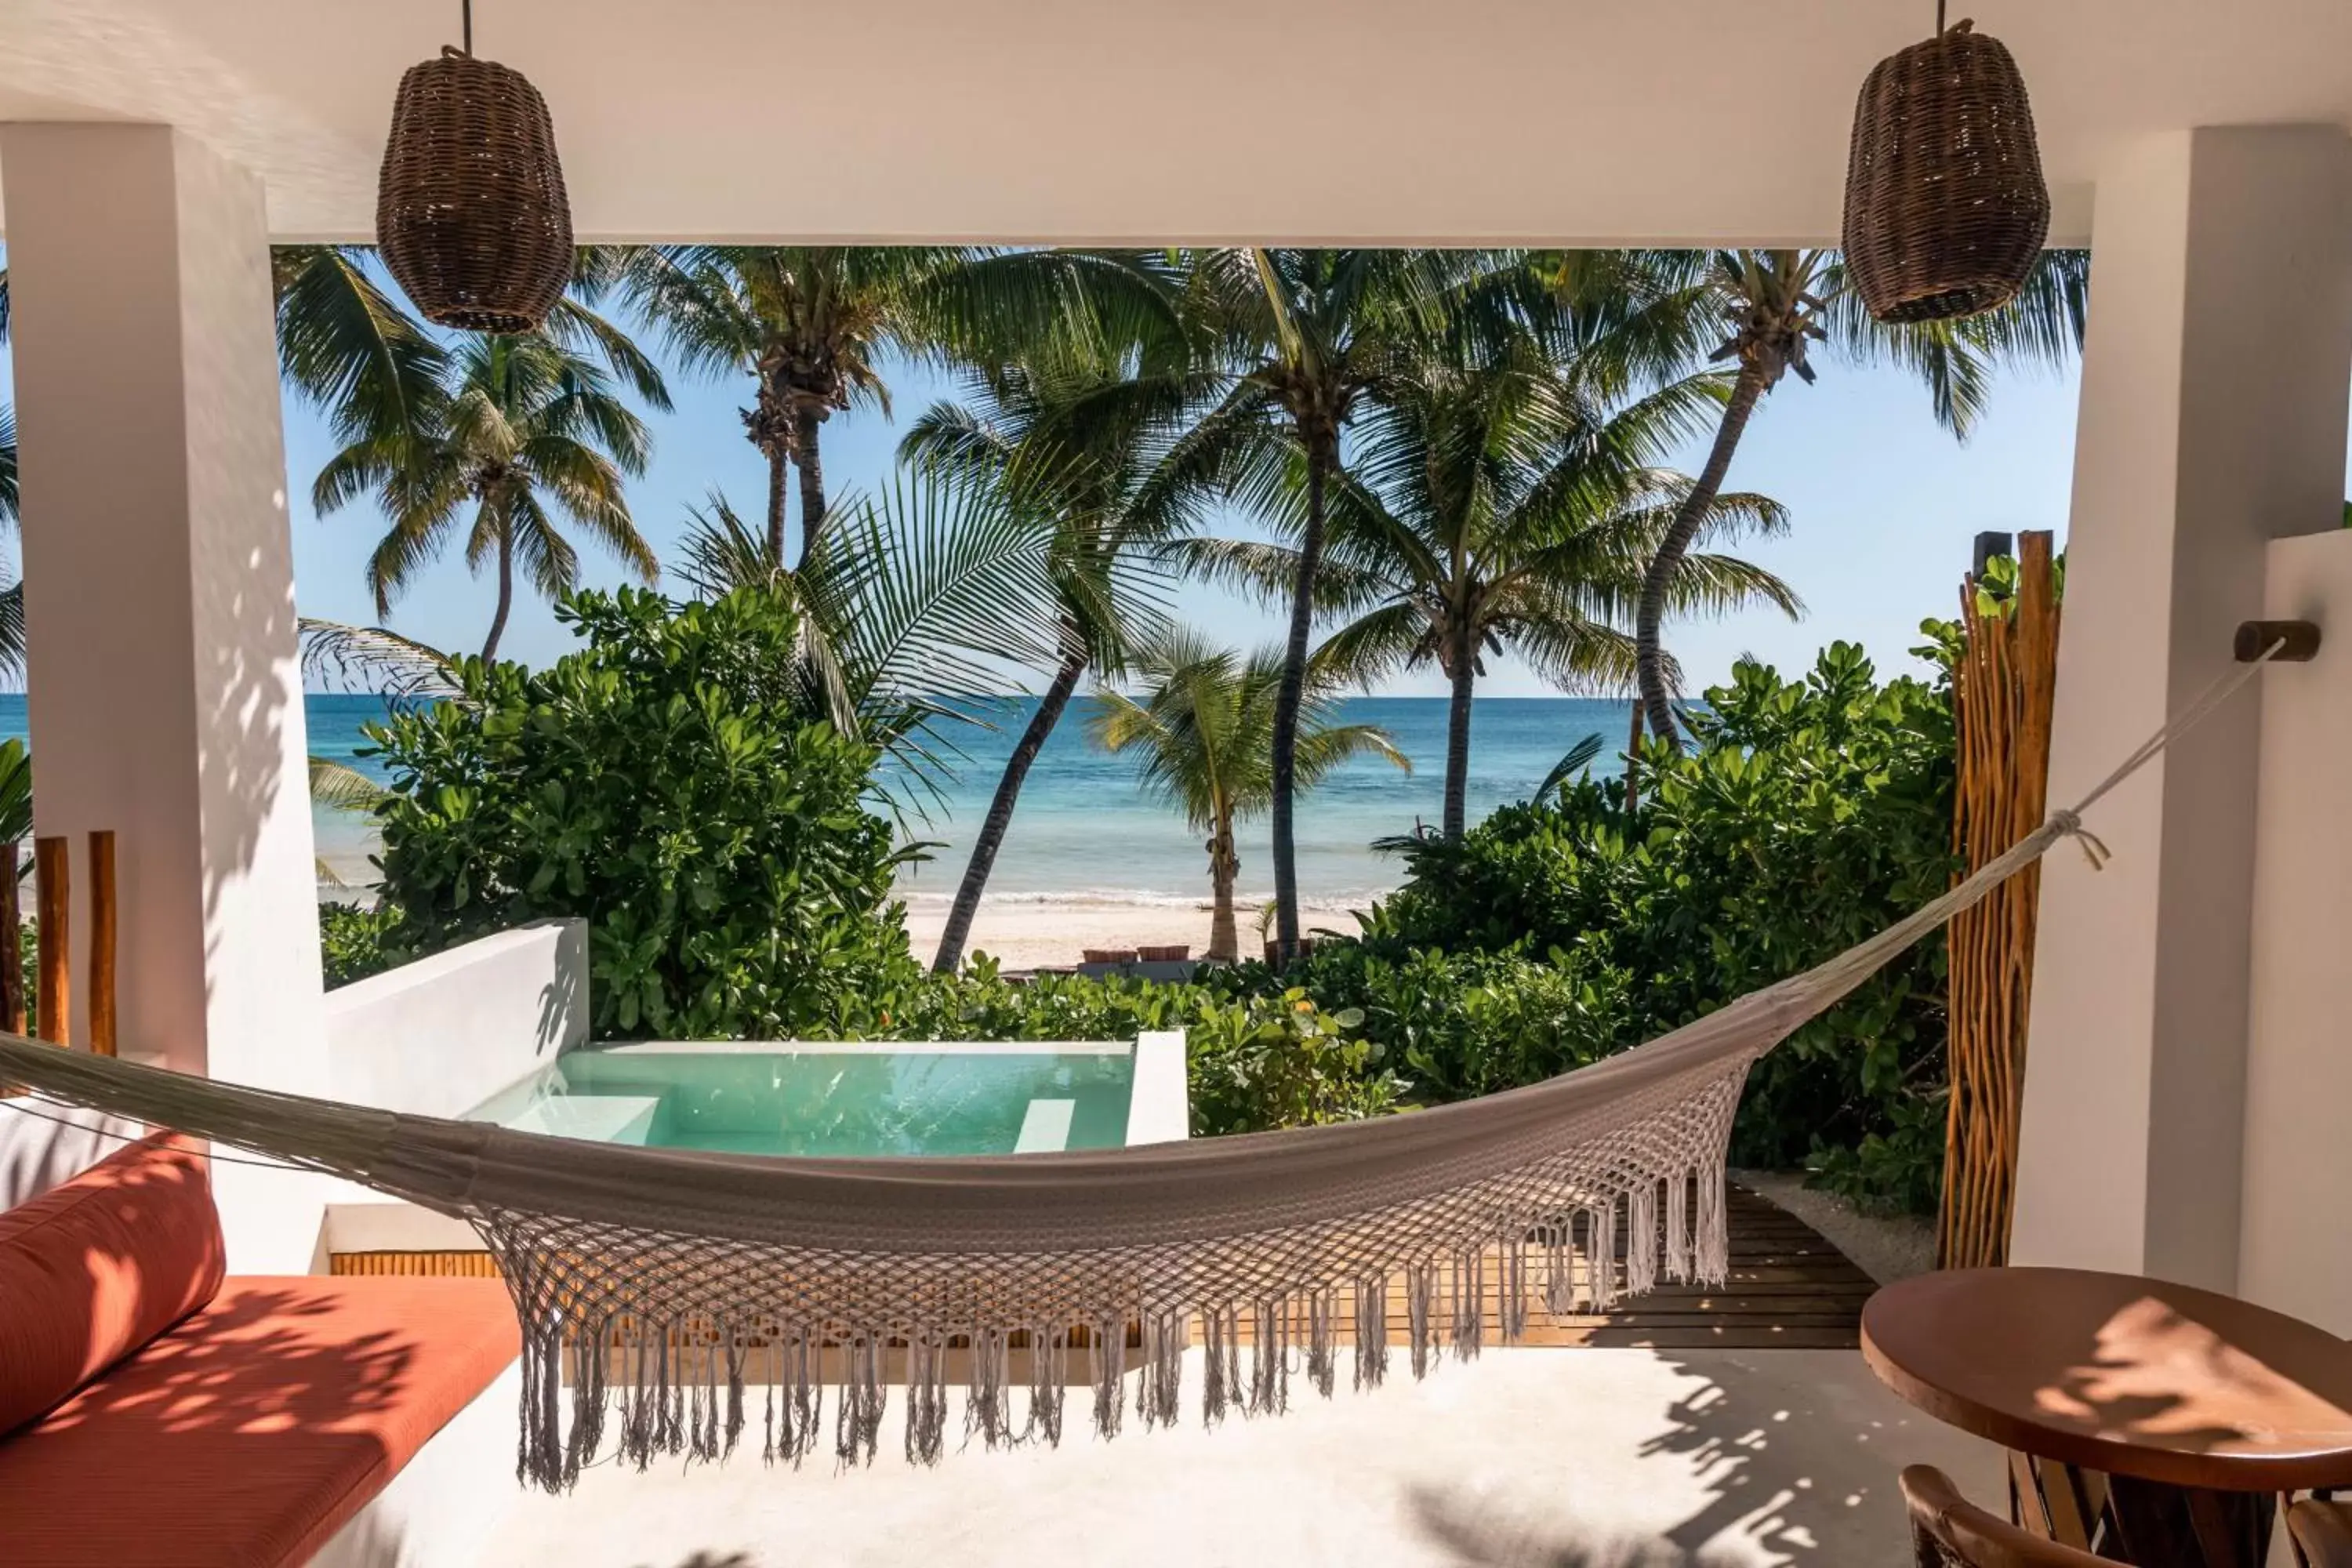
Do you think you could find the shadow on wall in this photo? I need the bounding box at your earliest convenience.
[539,919,587,1054]
[1405,1348,1990,1566]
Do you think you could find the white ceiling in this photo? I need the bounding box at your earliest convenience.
[2,0,2349,245]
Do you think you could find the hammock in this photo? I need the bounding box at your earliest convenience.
[0,655,2267,1490]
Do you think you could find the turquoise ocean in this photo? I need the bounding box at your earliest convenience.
[0,693,1633,908]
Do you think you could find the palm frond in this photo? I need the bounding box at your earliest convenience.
[297,618,460,698]
[1536,733,1609,802]
[308,755,389,811]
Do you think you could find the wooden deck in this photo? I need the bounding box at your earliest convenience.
[1500,1182,1875,1350]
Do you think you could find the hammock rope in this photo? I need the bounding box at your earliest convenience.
[0,646,2282,1487]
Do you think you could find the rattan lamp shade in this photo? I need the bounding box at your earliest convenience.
[377,47,573,334]
[1842,20,2050,325]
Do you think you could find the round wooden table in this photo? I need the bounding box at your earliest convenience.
[1863,1268,2352,1566]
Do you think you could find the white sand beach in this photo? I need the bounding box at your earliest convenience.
[902,895,1377,971]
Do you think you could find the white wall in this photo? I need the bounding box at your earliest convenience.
[1126,1030,1191,1145]
[0,123,328,1272]
[0,1104,147,1211]
[326,920,589,1121]
[2012,125,2352,1289]
[2238,532,2352,1332]
[316,920,587,1260]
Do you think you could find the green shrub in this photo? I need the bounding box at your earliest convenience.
[848,956,1406,1138]
[318,901,403,989]
[1330,641,1958,1214]
[1179,987,1405,1137]
[365,587,922,1038]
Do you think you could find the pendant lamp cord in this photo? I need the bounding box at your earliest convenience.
[461,0,474,56]
[1935,0,1947,38]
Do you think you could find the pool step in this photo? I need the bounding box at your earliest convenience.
[503,1094,662,1145]
[1014,1098,1076,1153]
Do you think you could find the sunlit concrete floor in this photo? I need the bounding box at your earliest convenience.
[477,1348,1999,1566]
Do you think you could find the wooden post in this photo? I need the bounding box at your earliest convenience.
[34,836,67,1047]
[89,830,116,1058]
[1940,531,2060,1269]
[0,840,24,1036]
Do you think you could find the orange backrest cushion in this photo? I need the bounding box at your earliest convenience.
[0,1130,226,1436]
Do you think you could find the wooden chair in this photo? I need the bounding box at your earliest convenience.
[2289,1498,2352,1567]
[1902,1466,2109,1567]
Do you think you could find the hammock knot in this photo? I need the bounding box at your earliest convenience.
[2048,808,2111,871]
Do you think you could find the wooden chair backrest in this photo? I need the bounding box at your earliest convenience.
[1901,1466,2108,1568]
[2289,1499,2352,1568]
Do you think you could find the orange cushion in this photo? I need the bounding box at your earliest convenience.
[0,1131,224,1437]
[0,1275,521,1567]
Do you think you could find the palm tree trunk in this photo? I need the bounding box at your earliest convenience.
[931,641,1090,973]
[1269,441,1330,964]
[1635,364,1767,748]
[481,528,514,663]
[765,444,790,564]
[793,406,827,568]
[1207,818,1240,964]
[1623,699,1644,811]
[1442,625,1476,842]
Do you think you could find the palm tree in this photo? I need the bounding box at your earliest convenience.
[315,332,659,661]
[616,246,1182,565]
[670,471,1083,821]
[273,247,452,476]
[899,359,1215,971]
[1572,249,2091,746]
[1190,352,1802,840]
[1168,249,1529,958]
[1091,630,1407,963]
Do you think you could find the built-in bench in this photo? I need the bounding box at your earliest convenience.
[0,1132,519,1566]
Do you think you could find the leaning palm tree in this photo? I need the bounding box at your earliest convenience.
[1169,248,1529,957]
[900,359,1218,971]
[1565,248,2091,746]
[616,246,1182,564]
[1190,352,1801,840]
[315,332,659,661]
[1090,631,1407,964]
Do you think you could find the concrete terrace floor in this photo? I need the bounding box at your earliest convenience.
[480,1347,2002,1566]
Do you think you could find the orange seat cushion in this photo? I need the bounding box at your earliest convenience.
[0,1131,224,1436]
[0,1275,521,1567]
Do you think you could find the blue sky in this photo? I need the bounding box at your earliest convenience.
[277,335,2089,698]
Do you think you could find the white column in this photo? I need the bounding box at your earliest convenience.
[1,124,327,1269]
[2011,127,2352,1290]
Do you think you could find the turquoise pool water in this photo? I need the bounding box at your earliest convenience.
[464,1044,1139,1156]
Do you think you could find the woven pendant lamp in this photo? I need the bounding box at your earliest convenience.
[376,1,573,333]
[1842,11,2050,325]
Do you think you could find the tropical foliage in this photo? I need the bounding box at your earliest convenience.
[1566,247,2092,745]
[315,332,662,659]
[1188,348,1799,838]
[1322,640,1961,1212]
[614,246,1178,563]
[1163,249,1508,957]
[898,356,1207,967]
[363,587,922,1038]
[1089,631,1407,962]
[672,472,1100,817]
